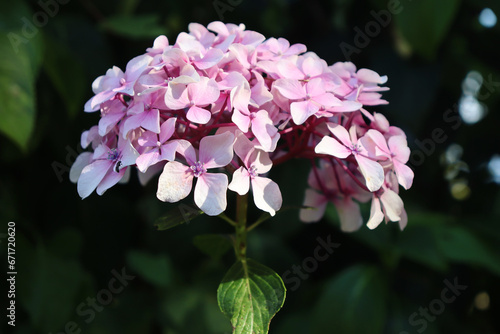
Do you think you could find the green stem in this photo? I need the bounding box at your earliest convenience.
[234,194,248,262]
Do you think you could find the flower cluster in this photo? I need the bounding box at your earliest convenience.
[70,22,413,231]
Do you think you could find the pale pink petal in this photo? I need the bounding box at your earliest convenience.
[251,176,282,216]
[188,77,220,105]
[334,197,363,232]
[393,160,414,190]
[251,110,278,152]
[380,188,403,221]
[164,83,189,109]
[159,117,177,143]
[228,167,250,195]
[96,168,126,195]
[290,101,319,125]
[305,77,325,96]
[119,140,140,169]
[327,100,362,112]
[302,57,324,78]
[136,149,160,173]
[388,135,410,163]
[194,173,228,216]
[354,155,384,192]
[157,161,193,202]
[231,107,251,132]
[313,93,342,108]
[250,150,272,174]
[77,160,112,199]
[186,105,212,124]
[70,152,93,183]
[273,79,305,99]
[98,112,124,136]
[199,132,235,169]
[315,136,351,158]
[158,141,178,162]
[141,109,160,133]
[364,129,390,157]
[326,123,352,147]
[299,189,327,222]
[233,132,255,164]
[366,196,384,229]
[277,59,304,80]
[356,68,387,84]
[176,140,197,165]
[195,48,223,69]
[398,207,408,230]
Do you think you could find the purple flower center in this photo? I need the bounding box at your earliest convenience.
[248,165,258,178]
[107,148,120,161]
[190,161,206,177]
[350,144,362,155]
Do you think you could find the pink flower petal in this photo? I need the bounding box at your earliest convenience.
[388,135,410,163]
[141,109,161,133]
[136,149,160,173]
[77,160,112,199]
[194,172,228,216]
[176,140,197,166]
[326,123,352,147]
[186,105,212,124]
[251,176,282,216]
[380,188,403,221]
[188,77,220,106]
[334,197,363,232]
[195,48,223,69]
[291,100,318,125]
[366,196,384,229]
[159,117,177,143]
[164,83,189,110]
[393,160,414,190]
[315,136,351,158]
[70,152,93,183]
[96,167,126,195]
[157,161,193,202]
[354,155,384,192]
[299,189,327,222]
[228,167,250,195]
[273,79,305,100]
[199,132,235,169]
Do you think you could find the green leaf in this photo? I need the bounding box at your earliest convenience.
[395,0,461,59]
[193,234,233,260]
[217,259,286,334]
[311,264,388,334]
[126,250,173,288]
[395,225,449,272]
[102,14,166,39]
[154,203,204,230]
[435,226,500,276]
[0,1,42,151]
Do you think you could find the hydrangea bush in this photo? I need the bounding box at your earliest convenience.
[71,21,413,333]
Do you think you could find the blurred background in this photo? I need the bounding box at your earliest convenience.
[1,0,500,333]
